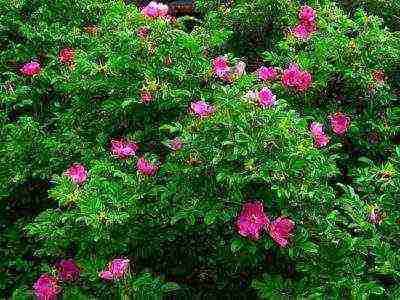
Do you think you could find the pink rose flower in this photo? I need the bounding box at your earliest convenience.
[310,122,330,148]
[141,2,169,18]
[299,5,316,24]
[20,61,41,76]
[258,66,278,81]
[58,48,75,63]
[282,64,312,91]
[190,101,214,118]
[66,164,88,184]
[141,2,159,18]
[99,258,130,281]
[157,3,169,17]
[169,137,183,151]
[236,201,270,240]
[212,56,230,80]
[292,23,314,39]
[267,217,295,247]
[137,26,150,38]
[141,90,152,104]
[258,88,276,108]
[137,157,159,176]
[111,139,139,159]
[329,112,350,135]
[34,274,61,300]
[56,259,80,282]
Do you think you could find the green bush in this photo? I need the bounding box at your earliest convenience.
[1,0,400,298]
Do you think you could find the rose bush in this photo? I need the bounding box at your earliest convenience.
[1,0,400,299]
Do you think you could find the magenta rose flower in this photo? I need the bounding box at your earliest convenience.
[282,64,312,91]
[190,101,214,118]
[236,201,270,240]
[258,66,278,81]
[137,157,159,176]
[34,274,61,300]
[58,48,75,63]
[267,217,295,247]
[56,259,80,282]
[20,61,41,76]
[212,56,230,80]
[258,88,276,108]
[137,26,150,38]
[169,137,183,151]
[329,112,350,135]
[292,23,314,39]
[299,5,316,24]
[66,164,88,184]
[310,122,330,148]
[140,90,152,104]
[110,139,139,159]
[99,258,130,281]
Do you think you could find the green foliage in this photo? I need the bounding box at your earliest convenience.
[1,0,400,298]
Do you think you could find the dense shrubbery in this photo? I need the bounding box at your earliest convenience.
[1,0,400,298]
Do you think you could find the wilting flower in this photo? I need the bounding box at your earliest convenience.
[282,64,312,91]
[298,5,316,24]
[137,26,150,38]
[34,274,61,300]
[58,48,75,63]
[137,157,159,176]
[190,101,214,118]
[66,164,88,184]
[369,210,382,224]
[20,61,41,76]
[212,56,230,80]
[140,90,152,104]
[236,201,270,240]
[111,139,139,158]
[372,70,385,83]
[99,258,130,281]
[329,112,350,135]
[267,217,295,247]
[169,137,183,151]
[244,90,258,101]
[310,122,329,148]
[56,259,80,282]
[258,66,278,81]
[258,88,276,108]
[233,61,246,77]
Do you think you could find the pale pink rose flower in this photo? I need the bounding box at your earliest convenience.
[190,101,214,118]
